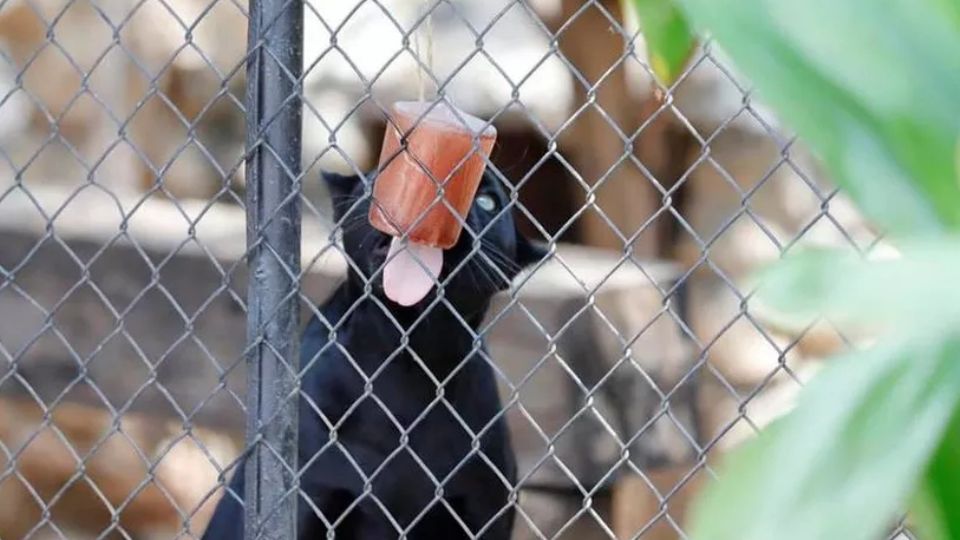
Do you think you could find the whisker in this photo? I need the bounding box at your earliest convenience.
[331,207,377,232]
[478,237,517,264]
[479,249,514,272]
[466,239,518,285]
[464,262,484,293]
[467,258,499,290]
[336,214,371,235]
[356,228,380,252]
[478,240,521,273]
[467,249,506,290]
[330,193,362,204]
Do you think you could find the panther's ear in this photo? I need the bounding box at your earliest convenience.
[321,171,361,222]
[515,230,550,269]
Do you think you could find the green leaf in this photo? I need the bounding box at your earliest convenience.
[688,339,960,540]
[751,238,960,335]
[677,0,960,236]
[626,0,697,85]
[912,411,960,540]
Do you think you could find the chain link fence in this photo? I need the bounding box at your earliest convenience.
[0,0,897,538]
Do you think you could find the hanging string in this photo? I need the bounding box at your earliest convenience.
[425,6,433,98]
[414,2,434,102]
[414,21,424,102]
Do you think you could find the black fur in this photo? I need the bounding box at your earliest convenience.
[203,168,547,539]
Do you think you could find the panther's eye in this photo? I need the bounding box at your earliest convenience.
[476,193,497,212]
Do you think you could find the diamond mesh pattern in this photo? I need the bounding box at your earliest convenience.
[0,0,888,538]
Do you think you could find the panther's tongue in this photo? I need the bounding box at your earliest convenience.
[383,236,443,307]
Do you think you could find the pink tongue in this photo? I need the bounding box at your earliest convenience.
[383,236,443,307]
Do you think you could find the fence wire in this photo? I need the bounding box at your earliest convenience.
[0,0,896,539]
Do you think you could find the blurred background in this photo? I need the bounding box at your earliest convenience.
[0,0,886,538]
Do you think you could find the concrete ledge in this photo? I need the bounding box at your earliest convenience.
[0,188,697,492]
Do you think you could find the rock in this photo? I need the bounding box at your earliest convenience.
[0,396,241,538]
[698,359,824,453]
[486,245,696,489]
[687,276,802,387]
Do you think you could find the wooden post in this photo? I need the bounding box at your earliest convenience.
[555,0,699,535]
[556,0,677,259]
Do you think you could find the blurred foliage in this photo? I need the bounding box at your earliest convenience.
[690,339,960,540]
[626,0,960,538]
[916,414,960,540]
[625,0,697,85]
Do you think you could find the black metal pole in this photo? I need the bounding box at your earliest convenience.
[243,0,302,535]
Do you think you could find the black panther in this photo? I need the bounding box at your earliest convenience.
[203,168,547,539]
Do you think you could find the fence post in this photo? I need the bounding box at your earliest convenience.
[243,0,303,535]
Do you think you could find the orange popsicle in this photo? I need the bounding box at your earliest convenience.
[369,101,497,249]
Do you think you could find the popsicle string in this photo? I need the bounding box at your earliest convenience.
[413,3,435,102]
[414,24,422,102]
[426,5,434,95]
